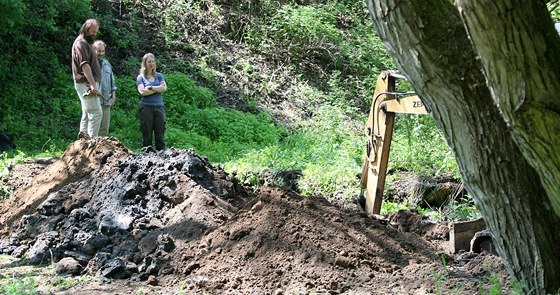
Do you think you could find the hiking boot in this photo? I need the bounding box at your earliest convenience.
[77,131,90,140]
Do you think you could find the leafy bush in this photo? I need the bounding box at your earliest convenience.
[165,73,218,109]
[266,5,342,47]
[0,69,82,153]
[101,74,142,150]
[391,115,460,179]
[1,274,37,295]
[169,107,287,162]
[0,0,91,153]
[0,151,27,201]
[225,104,363,201]
[244,1,395,110]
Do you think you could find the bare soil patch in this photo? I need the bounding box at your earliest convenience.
[0,138,511,294]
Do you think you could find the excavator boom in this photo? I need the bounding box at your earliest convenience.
[359,71,427,214]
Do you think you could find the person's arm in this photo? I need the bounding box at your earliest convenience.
[111,90,116,106]
[81,63,99,96]
[151,81,167,93]
[152,74,167,93]
[137,83,156,96]
[110,71,117,106]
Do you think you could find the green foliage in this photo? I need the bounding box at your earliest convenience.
[508,279,527,295]
[478,263,525,295]
[169,107,286,162]
[0,0,91,153]
[391,115,460,179]
[108,72,286,160]
[380,195,480,222]
[380,202,417,216]
[120,56,144,78]
[95,5,143,70]
[1,274,38,295]
[225,104,363,201]
[430,255,470,295]
[380,202,410,216]
[109,75,144,149]
[549,1,560,21]
[165,73,218,109]
[0,254,97,294]
[0,0,460,211]
[0,0,25,31]
[160,0,194,43]
[49,275,93,291]
[444,195,481,221]
[481,273,503,295]
[173,58,222,91]
[432,266,445,295]
[0,68,82,153]
[380,201,437,217]
[244,1,395,110]
[266,5,342,47]
[441,254,448,270]
[0,151,27,201]
[0,151,27,178]
[0,0,91,81]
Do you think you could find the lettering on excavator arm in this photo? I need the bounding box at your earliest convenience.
[357,71,428,215]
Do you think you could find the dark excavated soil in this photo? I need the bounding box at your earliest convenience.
[0,137,511,294]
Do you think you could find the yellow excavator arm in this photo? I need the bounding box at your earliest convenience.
[358,71,428,214]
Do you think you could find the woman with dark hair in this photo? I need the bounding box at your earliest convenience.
[136,53,167,150]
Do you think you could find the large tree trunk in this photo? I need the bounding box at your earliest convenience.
[456,0,560,216]
[366,0,560,294]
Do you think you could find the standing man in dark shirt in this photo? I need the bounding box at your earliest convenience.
[72,19,102,138]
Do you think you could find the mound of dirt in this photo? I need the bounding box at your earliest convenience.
[0,138,512,294]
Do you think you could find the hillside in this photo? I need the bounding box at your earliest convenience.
[0,2,513,293]
[0,137,511,294]
[1,0,461,211]
[0,1,393,151]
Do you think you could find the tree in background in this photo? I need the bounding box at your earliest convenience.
[367,0,560,293]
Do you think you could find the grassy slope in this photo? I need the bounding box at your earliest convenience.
[1,0,459,207]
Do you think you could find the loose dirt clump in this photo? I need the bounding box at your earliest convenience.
[0,138,512,294]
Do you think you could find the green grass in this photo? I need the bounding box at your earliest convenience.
[0,256,39,295]
[0,151,27,201]
[224,103,364,202]
[0,255,97,294]
[1,274,38,295]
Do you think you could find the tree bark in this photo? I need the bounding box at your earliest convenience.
[366,0,560,293]
[456,0,560,217]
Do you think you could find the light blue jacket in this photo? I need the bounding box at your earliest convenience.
[99,59,117,105]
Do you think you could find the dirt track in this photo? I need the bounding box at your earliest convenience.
[0,138,511,294]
